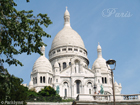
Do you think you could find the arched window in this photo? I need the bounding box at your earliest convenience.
[69,62,71,66]
[110,78,112,84]
[65,89,67,97]
[63,62,66,69]
[89,89,91,94]
[40,76,42,83]
[105,77,107,84]
[74,49,78,51]
[62,48,66,51]
[57,49,60,52]
[56,79,58,82]
[75,60,80,73]
[48,77,50,84]
[59,63,61,71]
[43,76,45,83]
[52,65,54,70]
[68,48,72,51]
[87,82,92,87]
[36,77,37,84]
[98,79,100,83]
[33,78,34,84]
[50,78,52,84]
[102,77,104,84]
[64,82,68,87]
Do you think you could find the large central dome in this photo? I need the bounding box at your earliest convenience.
[51,26,85,50]
[51,7,85,50]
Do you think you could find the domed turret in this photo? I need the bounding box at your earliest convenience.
[33,46,52,72]
[33,56,52,72]
[64,6,70,27]
[29,80,33,86]
[64,6,70,16]
[49,7,89,65]
[51,7,85,50]
[30,45,53,92]
[92,43,108,70]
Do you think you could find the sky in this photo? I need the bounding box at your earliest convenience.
[2,0,140,94]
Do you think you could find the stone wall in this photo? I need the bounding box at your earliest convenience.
[27,102,73,105]
[27,101,140,105]
[73,101,140,105]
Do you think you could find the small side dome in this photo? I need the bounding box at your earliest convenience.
[29,80,33,86]
[94,62,100,69]
[33,56,52,72]
[92,57,107,70]
[92,43,108,70]
[54,61,59,68]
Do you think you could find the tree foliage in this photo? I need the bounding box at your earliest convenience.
[0,67,27,105]
[27,86,62,102]
[0,0,52,103]
[27,88,38,98]
[38,86,57,96]
[0,0,52,66]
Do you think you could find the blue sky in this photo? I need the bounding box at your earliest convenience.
[3,0,140,94]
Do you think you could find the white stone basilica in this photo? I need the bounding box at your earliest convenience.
[28,8,122,99]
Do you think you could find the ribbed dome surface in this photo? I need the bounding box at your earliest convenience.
[51,26,85,50]
[94,62,101,69]
[33,56,52,72]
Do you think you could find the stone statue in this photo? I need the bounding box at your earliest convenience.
[100,85,104,94]
[56,85,59,94]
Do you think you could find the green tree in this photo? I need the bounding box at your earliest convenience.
[0,67,28,105]
[0,0,52,66]
[27,88,38,98]
[0,0,52,103]
[37,86,62,102]
[38,86,57,96]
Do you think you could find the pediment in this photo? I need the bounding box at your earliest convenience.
[83,68,94,77]
[60,67,71,76]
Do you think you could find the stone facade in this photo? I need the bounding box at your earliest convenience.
[28,7,122,99]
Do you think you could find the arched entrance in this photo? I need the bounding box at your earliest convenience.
[63,82,68,98]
